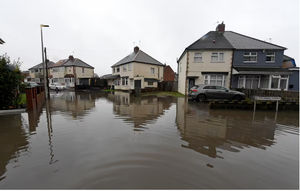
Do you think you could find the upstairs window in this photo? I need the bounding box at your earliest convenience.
[113,68,115,73]
[82,67,84,73]
[150,67,155,74]
[243,52,257,62]
[194,53,202,63]
[128,63,132,71]
[123,64,127,72]
[116,67,120,72]
[211,52,224,62]
[266,52,275,63]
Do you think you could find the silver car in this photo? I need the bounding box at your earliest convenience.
[188,84,245,102]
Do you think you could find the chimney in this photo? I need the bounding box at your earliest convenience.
[216,22,225,32]
[69,55,74,61]
[134,46,139,54]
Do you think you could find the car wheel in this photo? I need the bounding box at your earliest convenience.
[233,95,242,101]
[197,94,206,102]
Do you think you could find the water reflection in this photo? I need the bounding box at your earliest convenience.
[0,91,298,189]
[49,91,98,119]
[0,114,29,179]
[110,91,173,130]
[176,97,298,158]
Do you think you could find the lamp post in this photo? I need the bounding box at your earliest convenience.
[40,24,49,99]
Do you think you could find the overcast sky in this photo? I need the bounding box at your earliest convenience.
[0,0,299,76]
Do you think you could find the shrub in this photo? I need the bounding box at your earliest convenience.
[0,55,22,109]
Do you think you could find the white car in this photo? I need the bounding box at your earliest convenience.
[49,83,66,90]
[26,81,39,87]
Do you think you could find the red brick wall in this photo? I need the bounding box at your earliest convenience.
[163,65,175,82]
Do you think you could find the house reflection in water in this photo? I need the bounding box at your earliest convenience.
[175,97,290,159]
[0,114,29,180]
[109,91,173,130]
[49,92,96,119]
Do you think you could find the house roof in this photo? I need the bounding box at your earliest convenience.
[223,31,286,50]
[28,60,55,70]
[283,55,294,62]
[50,56,94,69]
[178,30,286,62]
[186,31,234,50]
[112,48,163,67]
[100,74,120,80]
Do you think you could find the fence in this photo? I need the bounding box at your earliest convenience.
[234,88,299,102]
[25,86,45,110]
[158,81,178,92]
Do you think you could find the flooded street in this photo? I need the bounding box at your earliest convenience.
[0,91,298,189]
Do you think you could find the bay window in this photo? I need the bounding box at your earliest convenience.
[204,74,226,86]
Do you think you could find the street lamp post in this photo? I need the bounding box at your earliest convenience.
[40,24,49,99]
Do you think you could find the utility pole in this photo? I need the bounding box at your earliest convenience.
[44,47,50,99]
[40,24,49,99]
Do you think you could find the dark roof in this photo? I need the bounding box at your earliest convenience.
[112,49,163,67]
[0,38,4,44]
[50,57,94,69]
[283,55,294,62]
[28,60,55,70]
[179,30,286,62]
[223,31,286,50]
[186,31,234,50]
[100,74,120,80]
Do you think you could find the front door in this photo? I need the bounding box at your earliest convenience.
[188,79,195,90]
[134,80,141,89]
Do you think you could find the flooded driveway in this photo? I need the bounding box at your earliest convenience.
[0,91,298,189]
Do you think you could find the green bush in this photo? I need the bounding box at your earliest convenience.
[0,55,22,109]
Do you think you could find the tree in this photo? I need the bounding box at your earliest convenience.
[0,54,22,109]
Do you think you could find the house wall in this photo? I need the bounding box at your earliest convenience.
[233,50,284,68]
[49,66,94,79]
[163,65,175,81]
[132,62,164,81]
[187,50,233,89]
[49,67,65,78]
[288,70,299,91]
[112,62,164,90]
[75,67,94,78]
[178,52,187,94]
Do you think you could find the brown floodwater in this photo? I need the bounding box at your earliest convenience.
[0,91,299,189]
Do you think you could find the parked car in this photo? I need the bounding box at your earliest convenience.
[188,84,245,101]
[49,83,66,90]
[25,81,39,87]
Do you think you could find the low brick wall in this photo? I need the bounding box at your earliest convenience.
[234,88,299,102]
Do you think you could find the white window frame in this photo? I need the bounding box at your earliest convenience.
[266,52,275,63]
[204,74,226,86]
[243,52,257,63]
[270,75,288,90]
[150,67,155,74]
[211,52,224,63]
[238,75,260,89]
[194,52,203,63]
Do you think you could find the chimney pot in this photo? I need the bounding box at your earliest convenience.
[216,22,225,32]
[134,46,139,54]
